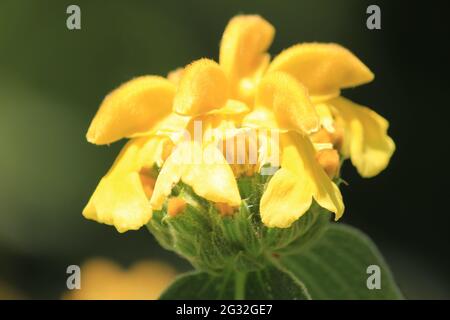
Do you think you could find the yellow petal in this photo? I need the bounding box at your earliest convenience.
[87,76,176,145]
[83,173,152,233]
[183,143,241,206]
[260,131,344,228]
[83,136,168,232]
[280,132,344,220]
[219,15,275,102]
[173,59,228,116]
[268,43,374,97]
[150,141,241,210]
[149,142,186,209]
[220,15,274,78]
[330,97,395,177]
[281,132,344,220]
[260,168,313,228]
[244,72,319,133]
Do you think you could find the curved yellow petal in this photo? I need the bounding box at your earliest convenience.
[331,97,395,178]
[288,132,344,220]
[151,141,241,210]
[87,76,176,145]
[260,168,313,228]
[268,43,374,97]
[219,15,275,102]
[83,173,152,233]
[183,143,241,206]
[149,142,186,210]
[220,15,274,78]
[83,136,168,232]
[244,72,319,133]
[173,59,228,116]
[260,131,343,228]
[281,132,344,220]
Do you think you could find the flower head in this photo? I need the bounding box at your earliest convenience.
[83,14,394,249]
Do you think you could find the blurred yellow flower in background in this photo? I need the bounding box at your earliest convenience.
[64,259,177,300]
[0,280,24,300]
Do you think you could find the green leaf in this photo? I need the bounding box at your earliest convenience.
[159,265,311,300]
[280,224,403,299]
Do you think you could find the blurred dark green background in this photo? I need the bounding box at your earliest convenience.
[1,0,449,299]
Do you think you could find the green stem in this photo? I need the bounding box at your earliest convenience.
[234,271,247,300]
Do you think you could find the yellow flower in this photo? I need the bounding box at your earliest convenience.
[83,14,394,233]
[63,259,177,300]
